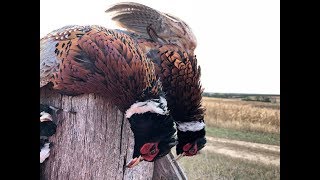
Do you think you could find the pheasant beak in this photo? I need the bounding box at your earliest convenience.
[126,155,144,168]
[173,152,186,161]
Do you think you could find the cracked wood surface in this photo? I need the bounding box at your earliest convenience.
[40,86,154,180]
[40,86,187,180]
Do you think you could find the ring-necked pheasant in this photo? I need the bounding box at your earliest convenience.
[106,2,207,160]
[40,25,177,167]
[40,104,57,163]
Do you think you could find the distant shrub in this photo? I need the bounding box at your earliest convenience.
[241,96,253,101]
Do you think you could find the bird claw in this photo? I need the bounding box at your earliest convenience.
[49,105,77,115]
[48,105,61,114]
[41,104,77,115]
[173,152,186,162]
[126,156,144,168]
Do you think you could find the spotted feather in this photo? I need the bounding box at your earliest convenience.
[40,25,162,111]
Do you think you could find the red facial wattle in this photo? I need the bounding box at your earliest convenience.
[183,143,198,156]
[140,142,160,161]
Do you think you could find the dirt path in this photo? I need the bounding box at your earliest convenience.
[204,137,280,166]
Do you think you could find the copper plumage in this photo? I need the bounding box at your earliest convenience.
[106,2,206,157]
[40,1,206,163]
[41,25,161,111]
[40,24,177,166]
[136,41,205,122]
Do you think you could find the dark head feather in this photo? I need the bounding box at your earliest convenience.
[128,112,177,161]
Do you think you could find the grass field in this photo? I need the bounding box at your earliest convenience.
[177,150,280,180]
[176,96,280,179]
[203,97,280,133]
[206,126,280,145]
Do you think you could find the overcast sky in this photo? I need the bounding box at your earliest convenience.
[41,0,280,94]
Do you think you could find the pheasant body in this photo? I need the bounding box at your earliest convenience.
[136,39,207,156]
[40,1,207,164]
[106,2,207,157]
[40,25,177,165]
[41,25,161,111]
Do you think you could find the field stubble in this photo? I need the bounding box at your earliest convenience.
[202,97,280,133]
[176,97,280,179]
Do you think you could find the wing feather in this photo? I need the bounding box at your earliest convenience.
[106,2,197,52]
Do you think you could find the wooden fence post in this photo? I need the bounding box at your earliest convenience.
[40,86,187,180]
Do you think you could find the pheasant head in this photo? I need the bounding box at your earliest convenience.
[125,97,177,168]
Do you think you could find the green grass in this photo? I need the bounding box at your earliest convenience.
[173,125,280,179]
[206,126,280,146]
[177,150,280,180]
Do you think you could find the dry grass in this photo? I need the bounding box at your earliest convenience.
[202,97,280,133]
[175,97,280,179]
[176,149,280,180]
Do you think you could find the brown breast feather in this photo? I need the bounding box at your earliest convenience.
[40,25,162,111]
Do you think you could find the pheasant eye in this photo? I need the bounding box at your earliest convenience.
[140,142,159,155]
[183,143,193,152]
[149,145,157,155]
[189,148,196,154]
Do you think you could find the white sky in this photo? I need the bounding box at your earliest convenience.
[41,0,280,94]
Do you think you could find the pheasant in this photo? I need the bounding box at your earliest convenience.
[106,2,207,160]
[40,25,177,167]
[40,104,57,163]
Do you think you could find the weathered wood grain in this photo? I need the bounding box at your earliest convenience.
[40,86,153,180]
[153,153,188,180]
[40,86,187,180]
